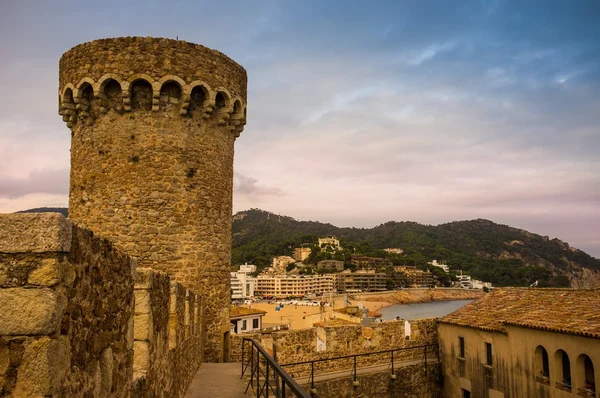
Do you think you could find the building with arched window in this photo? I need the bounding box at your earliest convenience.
[438,288,600,397]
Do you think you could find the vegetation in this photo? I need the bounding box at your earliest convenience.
[232,209,600,288]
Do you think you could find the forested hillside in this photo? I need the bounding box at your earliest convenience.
[232,209,600,288]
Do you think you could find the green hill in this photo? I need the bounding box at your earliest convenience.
[232,209,600,288]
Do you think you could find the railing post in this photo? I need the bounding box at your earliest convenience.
[311,361,315,390]
[281,376,286,398]
[266,360,269,398]
[353,355,357,382]
[391,350,395,375]
[256,345,260,398]
[242,339,245,378]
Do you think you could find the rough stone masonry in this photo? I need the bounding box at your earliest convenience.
[58,36,248,362]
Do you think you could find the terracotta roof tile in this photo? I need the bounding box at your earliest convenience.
[439,288,600,339]
[230,306,267,318]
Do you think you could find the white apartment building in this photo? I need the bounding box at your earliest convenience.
[455,271,492,289]
[231,263,257,299]
[429,259,450,273]
[255,274,336,298]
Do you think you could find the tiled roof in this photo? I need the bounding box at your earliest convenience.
[439,288,600,339]
[230,306,267,318]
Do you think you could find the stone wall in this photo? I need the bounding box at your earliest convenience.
[0,213,134,397]
[131,268,205,398]
[234,318,439,380]
[307,363,441,398]
[0,213,205,397]
[59,36,248,362]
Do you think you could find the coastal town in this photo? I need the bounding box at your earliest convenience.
[231,236,492,301]
[229,236,490,333]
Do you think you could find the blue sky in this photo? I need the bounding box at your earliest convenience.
[0,0,599,256]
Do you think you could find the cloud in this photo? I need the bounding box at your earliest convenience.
[234,173,284,198]
[0,168,69,198]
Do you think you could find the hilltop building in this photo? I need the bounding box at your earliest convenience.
[318,237,342,251]
[429,259,450,273]
[384,248,404,255]
[438,288,600,398]
[293,247,312,262]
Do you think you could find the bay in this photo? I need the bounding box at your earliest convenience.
[378,299,472,320]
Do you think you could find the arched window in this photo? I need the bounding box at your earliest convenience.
[215,92,227,110]
[189,85,208,116]
[535,346,550,379]
[130,80,153,111]
[102,79,122,110]
[555,350,572,389]
[576,354,595,394]
[79,83,94,108]
[159,81,182,112]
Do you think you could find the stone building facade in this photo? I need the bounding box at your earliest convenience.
[58,37,247,362]
[438,288,600,398]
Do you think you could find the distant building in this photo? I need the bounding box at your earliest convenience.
[384,248,404,255]
[438,288,600,397]
[318,237,341,251]
[429,259,450,273]
[393,266,434,288]
[239,263,257,274]
[230,266,257,299]
[351,256,392,269]
[317,260,345,272]
[454,271,492,289]
[293,247,312,262]
[335,269,387,293]
[255,274,336,298]
[230,307,266,334]
[271,255,296,274]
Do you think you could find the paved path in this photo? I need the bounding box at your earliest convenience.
[185,362,249,398]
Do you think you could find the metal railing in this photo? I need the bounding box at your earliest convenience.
[281,344,439,390]
[241,338,311,398]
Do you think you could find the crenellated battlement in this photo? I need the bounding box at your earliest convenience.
[58,36,247,137]
[58,73,246,137]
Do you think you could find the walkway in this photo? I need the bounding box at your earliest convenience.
[185,362,249,398]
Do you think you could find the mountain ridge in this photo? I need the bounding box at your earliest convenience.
[232,209,600,288]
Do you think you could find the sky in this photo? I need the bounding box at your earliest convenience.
[0,0,599,256]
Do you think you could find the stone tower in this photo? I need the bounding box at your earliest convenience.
[58,37,247,362]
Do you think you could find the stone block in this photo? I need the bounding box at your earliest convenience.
[27,258,60,286]
[0,288,65,335]
[134,314,153,341]
[133,341,149,374]
[12,336,69,397]
[134,290,150,314]
[0,214,72,253]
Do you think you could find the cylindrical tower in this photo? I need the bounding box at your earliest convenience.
[58,37,247,362]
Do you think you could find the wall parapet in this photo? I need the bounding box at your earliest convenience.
[0,214,205,397]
